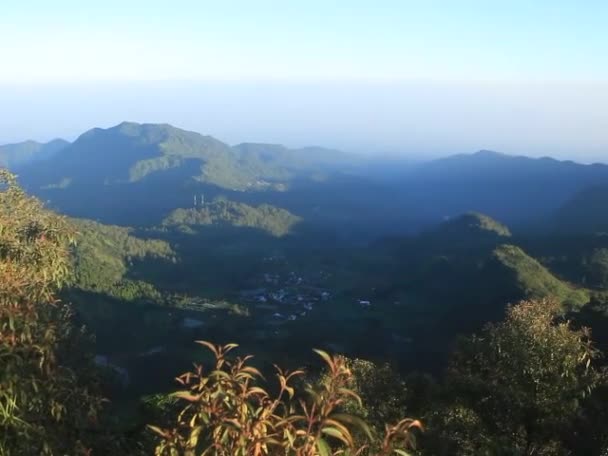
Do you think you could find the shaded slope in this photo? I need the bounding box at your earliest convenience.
[424,212,511,247]
[552,185,608,234]
[398,150,608,227]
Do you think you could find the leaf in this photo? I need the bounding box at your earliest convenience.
[171,391,200,402]
[313,349,334,368]
[189,426,203,448]
[316,437,332,456]
[241,366,264,378]
[146,425,169,438]
[210,370,232,380]
[321,426,351,446]
[195,340,219,357]
[224,343,239,352]
[248,387,269,397]
[284,429,295,447]
[330,414,374,441]
[393,450,412,456]
[337,387,363,407]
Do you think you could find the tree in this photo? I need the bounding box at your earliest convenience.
[426,298,604,455]
[0,170,105,455]
[149,342,422,455]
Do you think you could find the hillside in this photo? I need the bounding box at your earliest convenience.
[552,185,608,234]
[396,150,608,227]
[20,122,352,191]
[491,244,590,310]
[162,198,301,237]
[22,122,234,187]
[15,122,372,227]
[375,214,590,330]
[70,218,176,301]
[0,139,69,168]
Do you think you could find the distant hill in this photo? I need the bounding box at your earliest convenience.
[20,122,352,191]
[14,125,608,236]
[162,198,301,237]
[17,122,367,226]
[397,150,608,228]
[552,185,608,234]
[377,212,512,260]
[0,139,69,168]
[232,142,353,174]
[22,122,235,188]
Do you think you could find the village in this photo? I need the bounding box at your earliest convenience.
[238,268,374,326]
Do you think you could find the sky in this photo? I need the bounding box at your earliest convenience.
[1,0,607,161]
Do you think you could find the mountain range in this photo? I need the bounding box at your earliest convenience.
[0,138,69,168]
[3,122,608,235]
[396,150,608,229]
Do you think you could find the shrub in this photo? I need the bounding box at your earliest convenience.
[0,170,105,454]
[149,342,422,455]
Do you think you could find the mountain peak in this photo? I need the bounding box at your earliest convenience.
[473,149,506,158]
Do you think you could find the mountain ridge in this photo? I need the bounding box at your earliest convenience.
[0,138,70,168]
[8,122,608,234]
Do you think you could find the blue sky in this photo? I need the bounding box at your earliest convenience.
[1,1,607,160]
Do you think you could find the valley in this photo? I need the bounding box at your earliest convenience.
[4,121,608,454]
[7,124,595,382]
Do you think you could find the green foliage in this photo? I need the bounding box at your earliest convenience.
[71,218,174,300]
[425,298,604,455]
[0,170,106,455]
[493,245,590,310]
[319,358,410,436]
[150,342,422,455]
[162,199,301,237]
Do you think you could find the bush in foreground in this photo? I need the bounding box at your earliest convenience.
[149,342,422,455]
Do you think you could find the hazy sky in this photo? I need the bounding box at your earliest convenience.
[1,1,607,161]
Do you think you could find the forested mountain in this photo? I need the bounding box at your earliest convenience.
[368,213,591,347]
[9,123,608,237]
[18,122,355,191]
[552,184,608,234]
[0,138,69,168]
[396,150,608,227]
[15,122,388,230]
